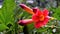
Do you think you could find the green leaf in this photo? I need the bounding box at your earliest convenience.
[37,27,48,32]
[52,7,60,20]
[0,24,8,32]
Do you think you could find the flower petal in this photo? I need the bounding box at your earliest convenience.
[34,21,43,28]
[36,9,43,16]
[42,17,49,26]
[34,17,49,28]
[43,8,49,16]
[19,4,34,14]
[32,14,39,22]
[18,19,33,25]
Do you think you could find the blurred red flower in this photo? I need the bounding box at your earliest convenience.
[19,4,52,29]
[32,8,49,28]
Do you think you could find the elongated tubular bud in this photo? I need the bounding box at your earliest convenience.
[19,4,34,14]
[18,19,33,25]
[32,7,40,14]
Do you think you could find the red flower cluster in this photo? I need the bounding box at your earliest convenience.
[18,4,54,28]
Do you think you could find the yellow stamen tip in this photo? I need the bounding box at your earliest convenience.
[50,17,56,20]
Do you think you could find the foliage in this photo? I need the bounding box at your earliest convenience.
[0,0,16,33]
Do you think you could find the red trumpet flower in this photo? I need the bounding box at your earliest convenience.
[19,4,54,29]
[32,8,49,28]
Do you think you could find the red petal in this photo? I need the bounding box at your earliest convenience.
[36,9,43,16]
[34,21,43,28]
[34,17,49,28]
[42,17,49,26]
[43,8,49,16]
[32,14,39,22]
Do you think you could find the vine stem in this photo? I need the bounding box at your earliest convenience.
[23,25,29,34]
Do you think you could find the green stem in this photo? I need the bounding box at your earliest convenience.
[23,25,29,34]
